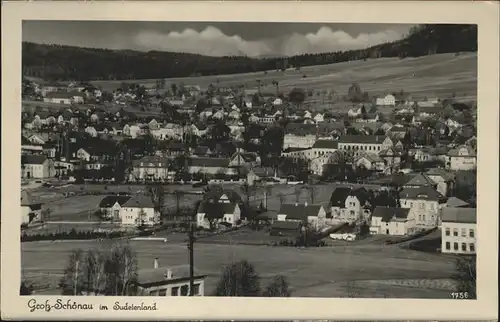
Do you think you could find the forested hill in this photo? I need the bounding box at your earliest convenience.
[23,24,477,82]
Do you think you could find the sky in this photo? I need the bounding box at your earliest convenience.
[23,21,414,58]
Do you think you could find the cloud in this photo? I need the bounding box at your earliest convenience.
[133,26,404,57]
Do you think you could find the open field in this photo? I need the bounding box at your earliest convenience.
[91,53,477,100]
[22,240,459,297]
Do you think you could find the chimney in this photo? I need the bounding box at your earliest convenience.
[165,269,173,279]
[153,258,159,269]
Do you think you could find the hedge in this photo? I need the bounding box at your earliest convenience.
[21,228,128,242]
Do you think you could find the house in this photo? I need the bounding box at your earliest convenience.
[21,190,43,225]
[388,125,407,139]
[440,207,476,254]
[187,157,233,175]
[212,110,225,120]
[136,259,206,296]
[447,145,476,171]
[370,207,415,236]
[308,152,341,176]
[119,195,160,227]
[228,151,261,168]
[337,135,393,158]
[43,92,73,105]
[85,126,98,137]
[277,203,327,230]
[283,134,317,149]
[355,113,379,123]
[228,110,241,120]
[247,167,275,185]
[376,94,396,107]
[196,199,241,229]
[54,160,74,177]
[400,186,447,229]
[21,155,55,178]
[75,148,92,162]
[131,156,172,182]
[311,140,338,157]
[270,221,302,237]
[426,168,456,196]
[379,148,402,169]
[98,195,133,221]
[329,187,371,224]
[27,134,46,145]
[193,146,212,156]
[355,153,385,171]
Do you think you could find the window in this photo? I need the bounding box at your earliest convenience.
[350,210,355,216]
[461,228,466,237]
[171,287,179,296]
[454,242,459,251]
[445,242,450,250]
[469,243,475,252]
[453,229,458,237]
[469,229,474,238]
[418,215,422,221]
[180,285,189,296]
[461,243,467,252]
[445,228,450,236]
[422,215,426,221]
[193,284,201,295]
[158,289,167,296]
[149,290,158,296]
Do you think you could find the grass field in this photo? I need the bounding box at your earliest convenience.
[22,240,459,298]
[91,53,477,100]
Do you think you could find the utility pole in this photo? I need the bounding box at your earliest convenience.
[188,206,195,296]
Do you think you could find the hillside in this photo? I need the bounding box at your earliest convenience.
[92,52,477,101]
[22,24,477,82]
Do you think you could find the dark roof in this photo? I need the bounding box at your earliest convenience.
[197,201,236,217]
[45,92,74,99]
[270,221,301,230]
[312,140,338,149]
[446,197,470,208]
[405,173,437,187]
[338,135,386,144]
[372,206,410,222]
[193,146,211,155]
[349,187,370,205]
[370,173,412,186]
[188,157,230,168]
[133,156,170,168]
[98,195,132,208]
[278,203,323,220]
[256,211,278,221]
[21,155,47,165]
[232,152,258,162]
[121,195,155,208]
[400,186,446,202]
[441,207,476,224]
[329,188,352,207]
[203,189,242,204]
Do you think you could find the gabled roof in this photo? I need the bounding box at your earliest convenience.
[372,206,410,222]
[349,187,370,205]
[98,195,132,208]
[279,203,323,220]
[446,197,470,208]
[271,220,302,230]
[121,195,155,209]
[448,145,476,157]
[405,173,437,187]
[441,207,476,224]
[400,186,446,202]
[197,200,237,215]
[21,155,47,165]
[329,187,352,207]
[193,146,211,155]
[426,168,456,181]
[250,167,274,177]
[21,190,42,206]
[358,153,384,163]
[232,152,258,163]
[312,140,338,149]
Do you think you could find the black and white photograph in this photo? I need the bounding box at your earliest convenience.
[2,1,499,321]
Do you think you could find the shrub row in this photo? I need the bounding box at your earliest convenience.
[21,229,128,242]
[269,238,328,247]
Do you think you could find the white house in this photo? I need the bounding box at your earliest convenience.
[130,156,172,182]
[98,195,134,221]
[119,196,160,227]
[329,187,371,224]
[355,153,385,171]
[447,145,476,171]
[376,94,396,107]
[400,186,447,229]
[283,134,317,149]
[85,126,98,137]
[370,206,415,236]
[313,113,325,123]
[337,135,393,158]
[21,190,43,225]
[441,207,476,254]
[21,155,56,179]
[196,201,241,229]
[76,148,92,162]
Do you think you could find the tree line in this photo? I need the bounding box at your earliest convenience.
[22,24,476,82]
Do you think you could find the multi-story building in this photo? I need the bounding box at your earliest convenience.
[447,145,477,171]
[337,135,394,158]
[329,187,371,224]
[21,155,56,179]
[441,207,476,254]
[400,186,448,229]
[131,156,172,182]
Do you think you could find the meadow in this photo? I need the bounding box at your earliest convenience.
[91,53,477,100]
[22,239,459,298]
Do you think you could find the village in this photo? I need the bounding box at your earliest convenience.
[20,68,477,297]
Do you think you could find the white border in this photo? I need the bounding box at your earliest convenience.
[2,1,499,320]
